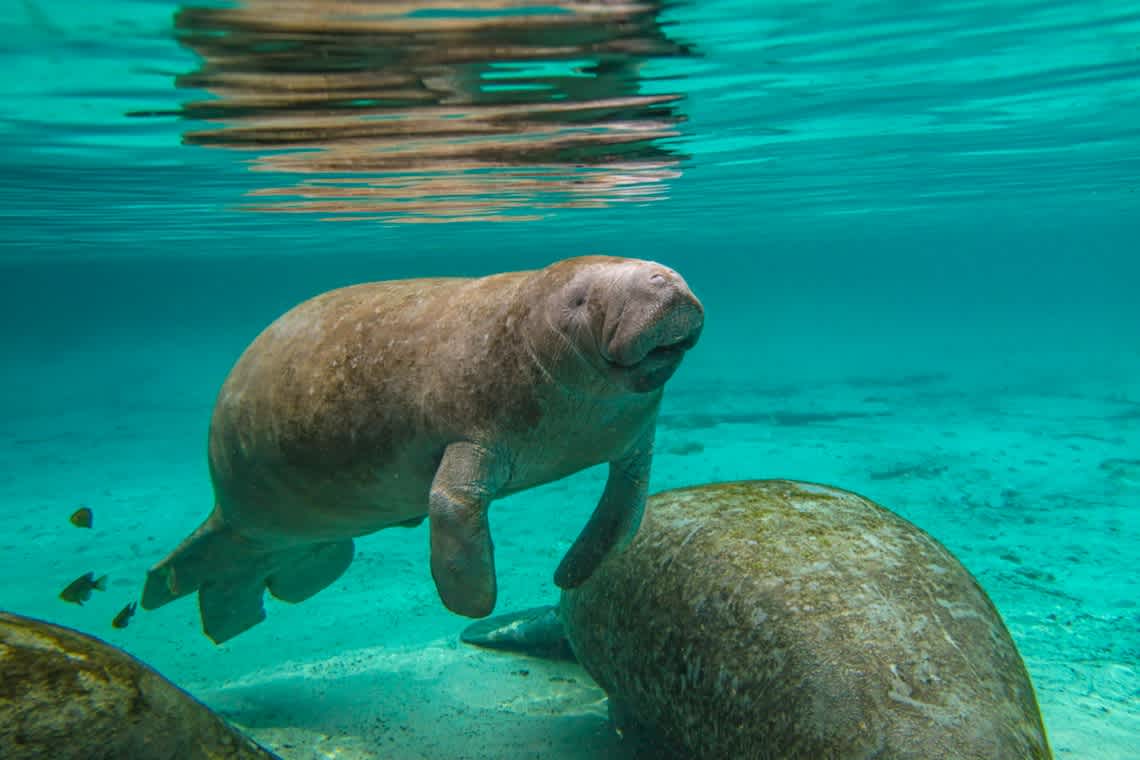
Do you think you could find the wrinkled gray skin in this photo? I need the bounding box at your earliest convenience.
[464,480,1053,760]
[0,612,280,760]
[141,255,703,644]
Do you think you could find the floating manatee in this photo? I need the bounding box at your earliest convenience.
[143,255,703,644]
[463,480,1052,759]
[0,611,279,760]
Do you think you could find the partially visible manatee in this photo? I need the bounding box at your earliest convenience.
[463,480,1052,759]
[0,611,279,760]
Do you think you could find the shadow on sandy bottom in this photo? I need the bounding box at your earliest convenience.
[203,641,633,760]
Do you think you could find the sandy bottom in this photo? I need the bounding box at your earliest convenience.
[2,345,1137,759]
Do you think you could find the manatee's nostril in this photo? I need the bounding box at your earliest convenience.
[649,273,667,286]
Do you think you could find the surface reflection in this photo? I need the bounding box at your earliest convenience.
[174,0,693,223]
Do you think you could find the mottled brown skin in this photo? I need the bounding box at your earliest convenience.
[0,612,279,760]
[557,481,1052,759]
[142,255,703,644]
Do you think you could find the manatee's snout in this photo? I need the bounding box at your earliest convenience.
[642,271,703,355]
[605,264,703,391]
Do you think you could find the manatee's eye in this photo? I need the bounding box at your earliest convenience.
[567,285,589,309]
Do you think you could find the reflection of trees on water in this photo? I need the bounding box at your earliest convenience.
[173,0,693,223]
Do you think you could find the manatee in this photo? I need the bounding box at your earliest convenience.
[463,480,1053,759]
[0,611,279,760]
[142,255,703,643]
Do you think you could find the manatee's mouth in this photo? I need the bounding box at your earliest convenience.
[609,333,699,369]
[644,334,700,362]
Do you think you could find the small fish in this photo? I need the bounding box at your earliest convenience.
[112,601,137,629]
[59,572,108,605]
[69,506,93,528]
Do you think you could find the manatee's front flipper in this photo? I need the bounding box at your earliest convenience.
[142,508,355,644]
[554,423,654,589]
[460,605,576,661]
[428,441,510,618]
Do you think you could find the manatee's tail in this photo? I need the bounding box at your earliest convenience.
[141,509,354,644]
[459,605,576,662]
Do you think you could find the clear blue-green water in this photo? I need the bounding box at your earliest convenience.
[2,0,1137,757]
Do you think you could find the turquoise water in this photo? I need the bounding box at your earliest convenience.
[2,0,1138,757]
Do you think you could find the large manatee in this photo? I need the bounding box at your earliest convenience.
[463,480,1052,759]
[142,255,703,643]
